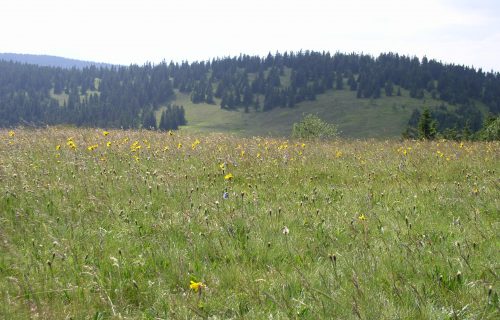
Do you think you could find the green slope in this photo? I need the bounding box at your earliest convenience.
[172,87,454,138]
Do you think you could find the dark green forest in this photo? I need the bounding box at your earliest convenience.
[1,51,499,134]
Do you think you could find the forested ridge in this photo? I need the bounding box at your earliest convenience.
[1,51,499,134]
[0,53,113,69]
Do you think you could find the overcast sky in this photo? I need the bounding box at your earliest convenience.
[1,0,499,71]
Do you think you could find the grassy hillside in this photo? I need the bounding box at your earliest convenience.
[52,83,482,139]
[3,52,496,135]
[173,87,456,138]
[1,128,498,318]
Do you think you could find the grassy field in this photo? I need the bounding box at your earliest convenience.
[173,87,457,139]
[1,128,499,319]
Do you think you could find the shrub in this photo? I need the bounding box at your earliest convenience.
[292,113,339,139]
[477,116,500,141]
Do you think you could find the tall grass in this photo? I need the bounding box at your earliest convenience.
[0,128,498,319]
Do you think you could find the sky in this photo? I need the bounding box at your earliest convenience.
[1,0,499,71]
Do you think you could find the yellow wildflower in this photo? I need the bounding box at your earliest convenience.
[177,142,182,149]
[130,141,141,152]
[189,281,205,293]
[56,145,61,151]
[106,141,112,147]
[358,214,366,221]
[191,139,200,150]
[278,143,288,150]
[103,130,109,136]
[66,139,76,150]
[8,130,15,137]
[224,173,234,181]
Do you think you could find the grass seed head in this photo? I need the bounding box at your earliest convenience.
[282,226,289,235]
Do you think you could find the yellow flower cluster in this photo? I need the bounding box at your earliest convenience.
[130,141,141,152]
[66,137,76,150]
[397,146,411,156]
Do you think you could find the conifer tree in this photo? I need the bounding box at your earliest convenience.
[142,110,157,130]
[418,108,437,140]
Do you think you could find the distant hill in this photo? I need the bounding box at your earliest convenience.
[0,53,114,69]
[0,51,498,138]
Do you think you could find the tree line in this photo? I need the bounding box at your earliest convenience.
[0,61,177,129]
[177,52,499,115]
[0,51,499,132]
[404,106,499,141]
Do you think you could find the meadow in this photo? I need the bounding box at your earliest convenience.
[0,128,498,319]
[171,87,456,139]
